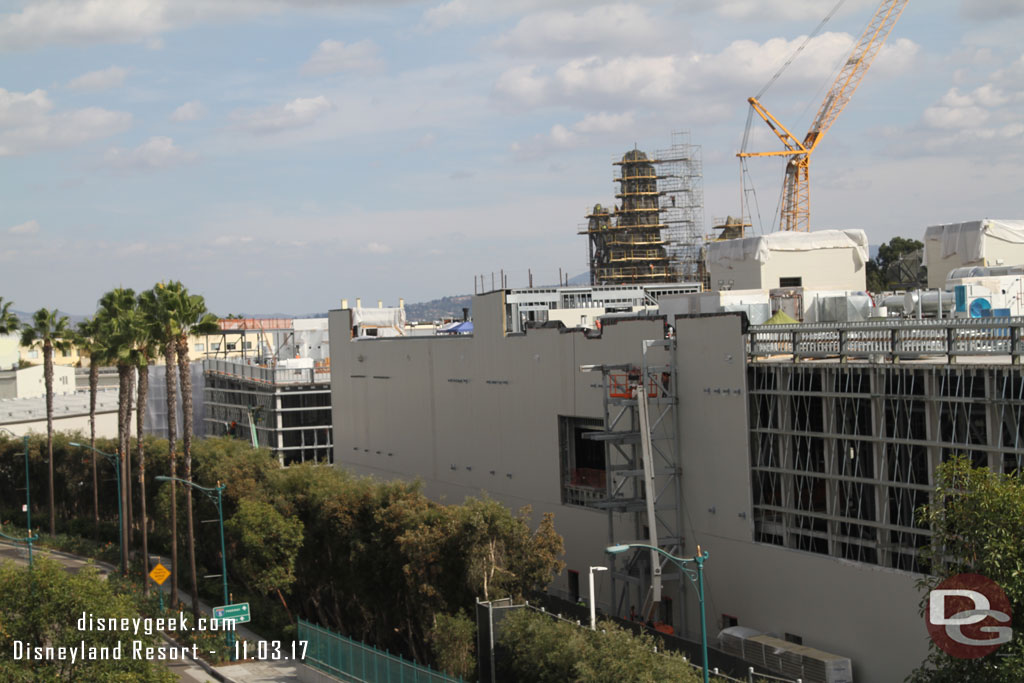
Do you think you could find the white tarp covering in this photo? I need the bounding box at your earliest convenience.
[350,307,406,328]
[706,229,869,268]
[922,220,1024,266]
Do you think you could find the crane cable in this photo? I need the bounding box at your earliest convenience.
[741,0,849,154]
[740,0,848,233]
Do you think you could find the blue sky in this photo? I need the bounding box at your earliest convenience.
[2,0,1023,315]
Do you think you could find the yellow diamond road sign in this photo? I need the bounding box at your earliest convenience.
[149,563,170,586]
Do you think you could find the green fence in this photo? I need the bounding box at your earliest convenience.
[298,618,464,683]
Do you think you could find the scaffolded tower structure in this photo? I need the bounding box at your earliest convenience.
[654,132,705,282]
[581,134,704,285]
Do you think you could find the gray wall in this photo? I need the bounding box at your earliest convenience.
[328,294,928,682]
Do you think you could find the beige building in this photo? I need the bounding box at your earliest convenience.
[323,285,1022,682]
[705,230,868,292]
[923,219,1024,288]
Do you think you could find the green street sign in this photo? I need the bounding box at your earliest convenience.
[212,602,251,625]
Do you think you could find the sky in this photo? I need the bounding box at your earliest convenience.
[2,0,1023,316]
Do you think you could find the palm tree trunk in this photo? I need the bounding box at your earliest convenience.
[44,340,55,537]
[137,363,150,595]
[117,364,131,575]
[177,337,199,617]
[126,365,135,553]
[90,361,99,544]
[165,341,179,608]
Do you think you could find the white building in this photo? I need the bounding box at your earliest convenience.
[705,230,869,292]
[924,219,1024,288]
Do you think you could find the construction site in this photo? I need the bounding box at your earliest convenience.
[580,132,705,287]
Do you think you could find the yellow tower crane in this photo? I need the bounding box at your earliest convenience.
[738,0,910,232]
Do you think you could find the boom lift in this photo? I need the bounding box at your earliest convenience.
[738,0,910,232]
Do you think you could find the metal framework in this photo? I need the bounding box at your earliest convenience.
[653,132,705,281]
[203,359,332,466]
[749,358,1024,573]
[582,339,684,625]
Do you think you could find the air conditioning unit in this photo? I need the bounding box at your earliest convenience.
[717,628,854,683]
[953,284,993,319]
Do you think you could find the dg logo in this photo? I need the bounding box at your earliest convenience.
[926,573,1013,659]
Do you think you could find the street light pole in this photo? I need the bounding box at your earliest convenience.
[588,566,607,630]
[606,542,711,683]
[70,442,125,574]
[155,475,234,660]
[1,430,36,570]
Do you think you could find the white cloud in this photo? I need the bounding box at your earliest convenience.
[422,0,597,30]
[171,100,206,122]
[0,88,131,156]
[495,4,661,56]
[301,39,381,76]
[233,95,332,133]
[9,219,40,234]
[364,241,392,254]
[104,136,197,168]
[67,66,128,91]
[494,31,918,110]
[686,0,878,21]
[961,0,1024,21]
[512,111,636,159]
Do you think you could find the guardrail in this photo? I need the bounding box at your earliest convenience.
[747,317,1024,363]
[202,359,330,385]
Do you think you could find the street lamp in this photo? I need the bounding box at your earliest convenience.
[588,566,607,630]
[606,542,711,683]
[0,429,35,570]
[70,442,125,574]
[155,476,234,660]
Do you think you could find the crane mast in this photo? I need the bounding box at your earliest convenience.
[738,0,910,232]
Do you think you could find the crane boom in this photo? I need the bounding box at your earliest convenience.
[738,0,909,231]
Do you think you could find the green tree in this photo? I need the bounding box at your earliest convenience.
[95,288,140,573]
[0,297,19,339]
[144,282,183,607]
[430,611,476,680]
[225,498,303,598]
[866,236,926,292]
[909,456,1024,682]
[0,558,174,682]
[20,307,73,536]
[170,286,219,618]
[75,317,109,542]
[497,608,701,683]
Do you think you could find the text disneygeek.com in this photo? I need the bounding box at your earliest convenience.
[9,611,237,663]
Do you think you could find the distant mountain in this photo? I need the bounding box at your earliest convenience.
[404,295,473,323]
[9,310,88,326]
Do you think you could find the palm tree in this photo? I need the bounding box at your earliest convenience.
[173,287,219,617]
[75,317,108,542]
[20,308,73,536]
[146,282,183,607]
[95,288,139,574]
[0,297,19,339]
[134,291,166,596]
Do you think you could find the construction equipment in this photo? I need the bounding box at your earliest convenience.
[738,0,910,232]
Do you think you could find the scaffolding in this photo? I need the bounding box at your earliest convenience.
[583,340,684,627]
[580,133,704,285]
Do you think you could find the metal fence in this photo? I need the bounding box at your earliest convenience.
[297,618,463,683]
[203,359,330,385]
[747,317,1024,362]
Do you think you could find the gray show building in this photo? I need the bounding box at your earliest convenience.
[328,289,1024,682]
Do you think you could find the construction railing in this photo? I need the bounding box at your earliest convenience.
[298,618,463,683]
[747,317,1024,363]
[203,359,331,385]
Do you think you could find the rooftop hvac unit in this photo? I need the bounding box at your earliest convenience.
[717,628,854,683]
[953,284,993,319]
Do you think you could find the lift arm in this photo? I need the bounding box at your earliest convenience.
[738,0,910,231]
